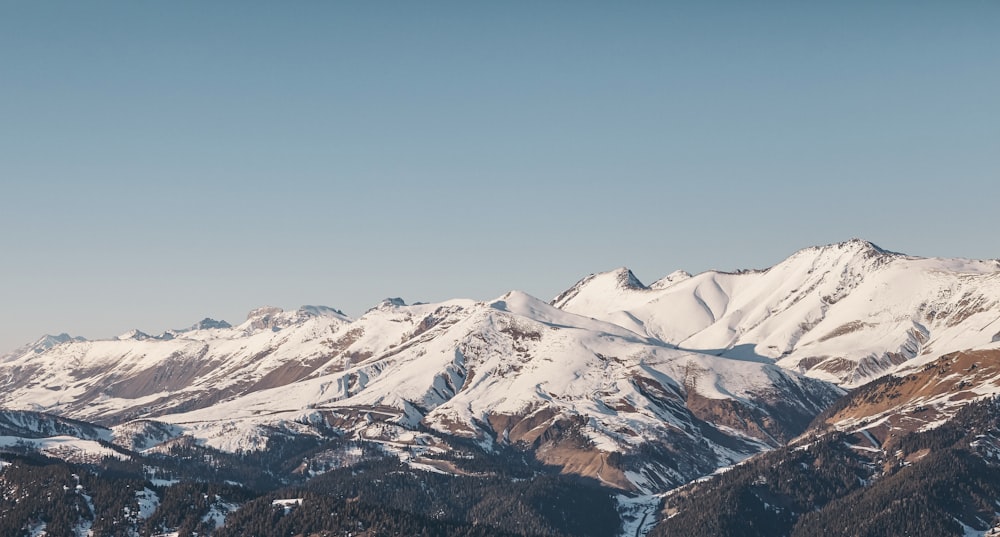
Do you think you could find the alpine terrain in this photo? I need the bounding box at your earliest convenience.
[2,239,999,536]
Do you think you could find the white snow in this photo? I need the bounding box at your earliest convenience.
[75,490,95,537]
[555,241,1000,387]
[201,498,239,529]
[954,516,995,537]
[616,494,663,537]
[272,498,303,515]
[116,289,841,494]
[0,435,123,462]
[3,239,999,500]
[136,487,160,519]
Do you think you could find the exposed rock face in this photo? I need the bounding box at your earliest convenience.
[188,318,232,331]
[810,349,1000,445]
[245,306,286,331]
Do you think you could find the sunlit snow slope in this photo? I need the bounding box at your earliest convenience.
[3,239,997,493]
[0,295,840,492]
[554,239,1000,387]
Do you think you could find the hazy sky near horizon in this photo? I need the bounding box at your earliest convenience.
[1,1,998,352]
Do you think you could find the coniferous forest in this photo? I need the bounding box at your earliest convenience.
[652,397,1000,537]
[3,399,1000,536]
[0,435,620,537]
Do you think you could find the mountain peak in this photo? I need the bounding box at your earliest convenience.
[650,270,693,290]
[241,306,287,332]
[117,329,151,341]
[2,333,88,362]
[187,318,232,331]
[36,333,80,347]
[246,306,283,320]
[811,238,899,258]
[365,297,407,314]
[551,267,647,309]
[29,333,85,353]
[490,290,545,312]
[846,237,886,251]
[297,305,348,319]
[240,305,350,332]
[777,239,902,274]
[379,297,407,308]
[612,267,647,290]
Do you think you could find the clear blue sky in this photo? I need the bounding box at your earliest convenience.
[2,1,998,352]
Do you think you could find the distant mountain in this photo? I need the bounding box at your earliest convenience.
[185,318,233,331]
[2,239,999,536]
[0,305,355,424]
[0,332,86,362]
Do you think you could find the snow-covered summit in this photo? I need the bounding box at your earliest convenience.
[238,305,351,333]
[550,267,649,310]
[298,305,348,318]
[185,318,233,331]
[650,270,693,290]
[117,329,153,341]
[767,239,900,277]
[0,333,86,363]
[34,332,85,348]
[799,238,898,258]
[365,297,408,314]
[554,239,1000,386]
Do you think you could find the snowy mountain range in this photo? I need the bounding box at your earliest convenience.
[2,239,1000,535]
[555,239,1000,387]
[0,292,843,493]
